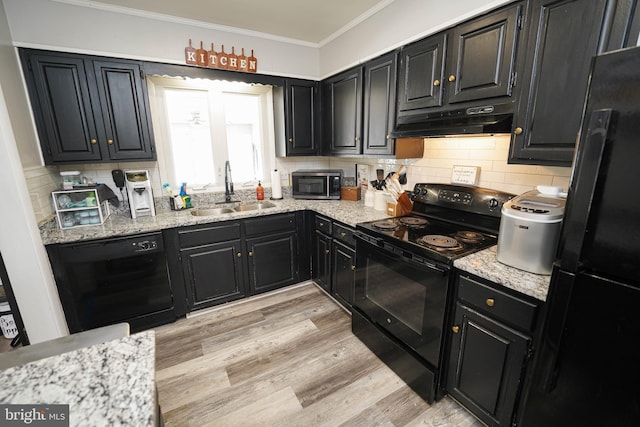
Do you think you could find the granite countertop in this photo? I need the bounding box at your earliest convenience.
[40,196,550,301]
[454,246,551,301]
[0,331,156,426]
[40,198,392,245]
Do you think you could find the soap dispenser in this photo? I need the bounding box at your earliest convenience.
[256,181,264,200]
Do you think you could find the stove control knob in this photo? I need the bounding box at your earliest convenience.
[488,198,499,209]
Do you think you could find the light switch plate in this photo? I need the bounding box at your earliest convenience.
[451,165,480,186]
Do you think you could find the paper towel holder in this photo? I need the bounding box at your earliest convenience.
[270,168,284,200]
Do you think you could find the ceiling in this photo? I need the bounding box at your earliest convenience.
[82,0,394,45]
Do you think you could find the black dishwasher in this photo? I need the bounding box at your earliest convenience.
[47,232,184,333]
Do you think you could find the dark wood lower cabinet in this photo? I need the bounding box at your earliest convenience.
[446,272,540,427]
[181,239,245,311]
[313,229,332,292]
[447,303,530,426]
[173,213,302,313]
[245,231,298,294]
[332,240,355,307]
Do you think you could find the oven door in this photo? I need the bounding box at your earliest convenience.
[354,234,450,367]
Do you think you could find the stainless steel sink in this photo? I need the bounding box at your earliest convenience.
[190,207,235,216]
[234,201,277,212]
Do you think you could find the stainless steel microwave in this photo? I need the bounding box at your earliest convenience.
[291,170,342,200]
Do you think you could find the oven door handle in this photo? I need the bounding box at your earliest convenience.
[355,232,449,275]
[414,258,448,275]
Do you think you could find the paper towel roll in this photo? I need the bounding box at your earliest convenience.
[271,169,283,200]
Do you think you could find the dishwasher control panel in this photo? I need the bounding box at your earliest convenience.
[132,239,159,252]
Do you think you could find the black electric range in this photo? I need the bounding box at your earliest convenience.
[356,183,515,264]
[352,183,515,403]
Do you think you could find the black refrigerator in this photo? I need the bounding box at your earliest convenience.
[518,46,640,426]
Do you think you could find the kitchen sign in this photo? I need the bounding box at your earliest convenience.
[185,39,258,72]
[451,165,480,186]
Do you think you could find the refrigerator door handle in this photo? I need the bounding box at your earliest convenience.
[559,108,615,272]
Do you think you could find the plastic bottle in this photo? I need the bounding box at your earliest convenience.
[256,181,264,200]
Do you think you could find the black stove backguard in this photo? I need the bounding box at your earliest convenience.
[352,183,515,403]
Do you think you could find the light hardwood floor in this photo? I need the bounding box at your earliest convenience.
[154,282,483,427]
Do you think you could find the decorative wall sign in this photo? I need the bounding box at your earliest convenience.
[185,39,257,73]
[451,165,480,186]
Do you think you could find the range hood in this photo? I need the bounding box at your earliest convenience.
[392,102,514,138]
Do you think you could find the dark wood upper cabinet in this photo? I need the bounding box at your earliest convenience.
[363,51,398,156]
[322,66,363,156]
[275,78,320,156]
[448,4,522,104]
[22,52,103,163]
[92,60,155,161]
[396,3,523,129]
[397,33,447,116]
[509,0,639,165]
[20,49,156,164]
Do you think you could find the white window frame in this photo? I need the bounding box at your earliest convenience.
[146,76,276,192]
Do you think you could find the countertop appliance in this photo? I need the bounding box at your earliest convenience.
[125,170,155,218]
[517,46,640,426]
[352,183,515,403]
[497,189,566,275]
[291,169,342,200]
[46,232,186,333]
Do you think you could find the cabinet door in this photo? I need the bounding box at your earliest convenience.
[331,241,355,306]
[245,232,298,295]
[322,67,363,155]
[447,302,530,427]
[312,230,332,292]
[285,79,320,156]
[22,51,102,163]
[509,0,610,165]
[447,3,522,104]
[92,60,156,161]
[363,51,397,156]
[397,33,446,116]
[181,240,245,311]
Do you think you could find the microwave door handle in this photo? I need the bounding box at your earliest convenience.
[326,176,330,198]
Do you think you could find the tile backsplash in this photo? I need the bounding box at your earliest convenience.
[24,134,573,223]
[278,135,572,197]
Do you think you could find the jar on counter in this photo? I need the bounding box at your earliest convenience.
[60,171,81,190]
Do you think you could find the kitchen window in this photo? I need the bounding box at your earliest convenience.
[148,77,275,190]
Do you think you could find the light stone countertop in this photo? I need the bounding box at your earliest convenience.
[40,196,550,300]
[0,331,156,426]
[40,197,392,245]
[454,245,551,301]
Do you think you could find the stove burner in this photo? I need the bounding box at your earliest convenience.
[399,217,429,227]
[372,220,398,230]
[420,235,460,249]
[455,231,486,243]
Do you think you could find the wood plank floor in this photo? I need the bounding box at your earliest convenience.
[154,282,483,427]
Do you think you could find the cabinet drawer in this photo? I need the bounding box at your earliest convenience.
[315,215,332,235]
[332,223,355,247]
[458,274,538,332]
[244,213,296,237]
[178,222,241,248]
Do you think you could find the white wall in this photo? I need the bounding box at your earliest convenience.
[3,0,319,79]
[0,1,68,342]
[319,0,513,77]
